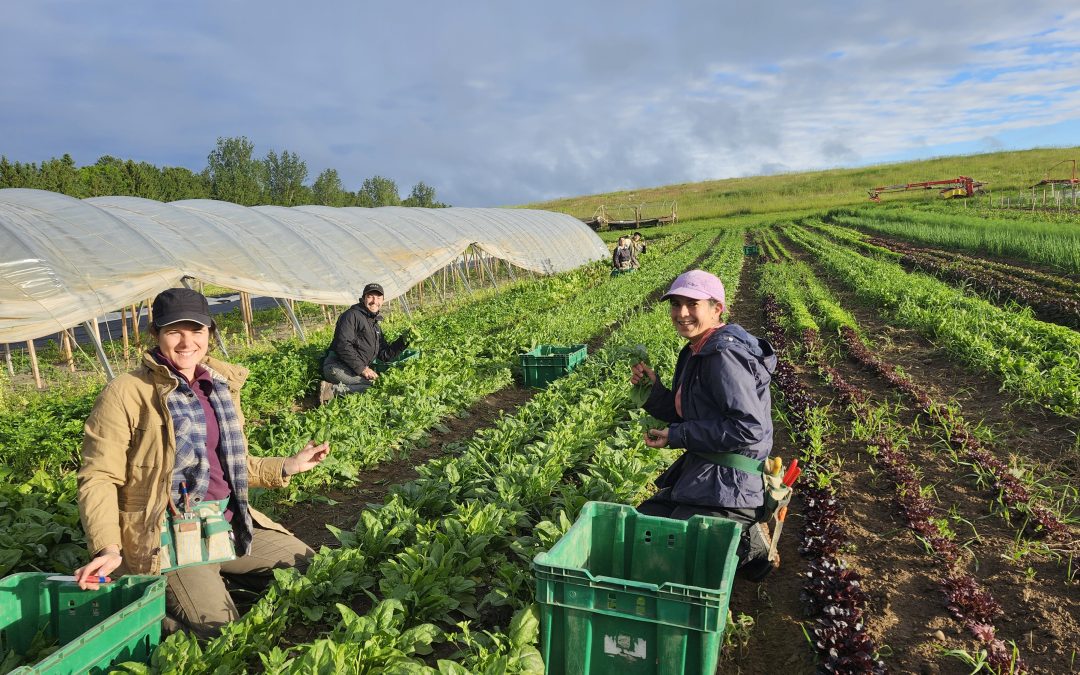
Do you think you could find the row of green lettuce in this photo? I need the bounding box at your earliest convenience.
[784,221,1080,418]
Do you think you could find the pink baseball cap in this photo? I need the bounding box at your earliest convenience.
[660,270,726,305]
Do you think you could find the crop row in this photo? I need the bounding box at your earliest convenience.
[865,235,1080,295]
[138,229,748,673]
[823,206,1080,275]
[247,228,716,497]
[784,222,1080,417]
[807,222,1080,329]
[891,249,1079,330]
[754,261,886,673]
[758,255,1030,673]
[758,245,1075,547]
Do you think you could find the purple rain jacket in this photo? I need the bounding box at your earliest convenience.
[643,323,777,509]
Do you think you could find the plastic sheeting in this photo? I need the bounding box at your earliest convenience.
[0,188,607,342]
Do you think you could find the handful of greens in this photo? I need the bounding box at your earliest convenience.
[621,343,653,407]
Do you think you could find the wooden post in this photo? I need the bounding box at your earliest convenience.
[241,293,249,342]
[120,306,130,357]
[4,343,13,377]
[239,292,255,343]
[26,340,43,389]
[239,292,249,343]
[61,330,75,372]
[145,298,153,327]
[131,304,141,347]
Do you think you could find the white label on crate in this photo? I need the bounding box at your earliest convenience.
[603,634,647,660]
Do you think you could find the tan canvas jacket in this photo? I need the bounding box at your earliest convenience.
[78,352,292,575]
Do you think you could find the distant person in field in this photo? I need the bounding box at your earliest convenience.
[319,282,408,404]
[611,236,635,275]
[75,287,329,638]
[629,270,779,581]
[630,232,647,267]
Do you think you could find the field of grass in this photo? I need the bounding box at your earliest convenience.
[525,145,1080,223]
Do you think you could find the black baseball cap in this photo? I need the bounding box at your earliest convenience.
[362,283,384,297]
[152,288,214,328]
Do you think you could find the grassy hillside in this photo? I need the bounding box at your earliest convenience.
[525,146,1080,222]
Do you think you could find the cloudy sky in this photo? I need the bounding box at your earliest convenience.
[2,2,1078,206]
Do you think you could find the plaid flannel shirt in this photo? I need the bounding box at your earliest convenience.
[164,365,254,556]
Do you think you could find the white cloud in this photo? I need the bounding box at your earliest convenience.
[1,1,1079,205]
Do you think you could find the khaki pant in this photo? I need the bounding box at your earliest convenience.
[164,523,313,638]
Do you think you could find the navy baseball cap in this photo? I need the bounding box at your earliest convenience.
[152,288,213,327]
[362,283,384,297]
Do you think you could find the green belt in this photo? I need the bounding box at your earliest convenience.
[693,451,765,475]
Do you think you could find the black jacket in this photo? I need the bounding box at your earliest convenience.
[327,304,403,376]
[644,323,777,509]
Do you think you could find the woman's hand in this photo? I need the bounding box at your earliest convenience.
[283,441,331,476]
[361,367,379,380]
[630,361,656,386]
[74,545,122,590]
[644,427,669,448]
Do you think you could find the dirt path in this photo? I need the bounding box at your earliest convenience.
[282,384,535,548]
[722,249,817,675]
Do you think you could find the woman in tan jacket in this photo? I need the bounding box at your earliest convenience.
[74,288,329,638]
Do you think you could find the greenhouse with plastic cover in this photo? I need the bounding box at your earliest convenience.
[0,187,608,380]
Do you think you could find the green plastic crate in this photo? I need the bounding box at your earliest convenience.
[371,348,421,374]
[742,244,760,256]
[532,502,741,675]
[519,344,587,387]
[0,573,165,675]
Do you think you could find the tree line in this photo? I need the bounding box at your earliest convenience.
[0,136,448,208]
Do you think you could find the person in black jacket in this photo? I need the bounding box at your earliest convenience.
[319,283,406,404]
[630,269,779,581]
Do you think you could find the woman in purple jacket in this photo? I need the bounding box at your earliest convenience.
[630,269,778,581]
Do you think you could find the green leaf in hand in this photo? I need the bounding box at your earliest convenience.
[619,343,650,364]
[630,381,652,407]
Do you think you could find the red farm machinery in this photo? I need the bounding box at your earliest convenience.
[868,176,987,202]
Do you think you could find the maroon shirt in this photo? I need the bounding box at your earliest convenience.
[152,350,234,521]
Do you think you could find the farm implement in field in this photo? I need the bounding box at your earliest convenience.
[1029,158,1078,192]
[867,176,986,201]
[581,201,678,230]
